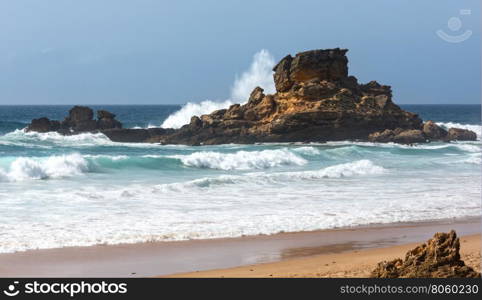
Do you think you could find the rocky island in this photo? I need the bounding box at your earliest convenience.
[26,48,477,144]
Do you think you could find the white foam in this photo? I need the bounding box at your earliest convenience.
[292,146,321,156]
[1,129,163,148]
[289,159,386,179]
[161,49,276,129]
[160,99,236,129]
[1,158,478,253]
[230,49,276,102]
[0,154,89,181]
[170,149,307,170]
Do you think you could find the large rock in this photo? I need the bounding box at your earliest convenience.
[371,231,480,278]
[447,128,477,141]
[273,48,348,92]
[25,49,477,145]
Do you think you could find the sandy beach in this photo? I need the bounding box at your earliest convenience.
[168,234,480,278]
[0,218,479,277]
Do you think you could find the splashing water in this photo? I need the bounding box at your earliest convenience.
[161,49,276,129]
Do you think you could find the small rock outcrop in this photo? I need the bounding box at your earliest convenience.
[369,120,476,144]
[447,128,477,141]
[25,49,478,144]
[26,106,122,134]
[371,231,480,278]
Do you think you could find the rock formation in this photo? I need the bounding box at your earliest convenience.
[27,106,122,134]
[371,231,480,278]
[25,49,477,144]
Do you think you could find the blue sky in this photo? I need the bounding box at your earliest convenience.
[0,0,480,105]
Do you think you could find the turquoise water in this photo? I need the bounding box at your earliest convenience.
[0,105,480,253]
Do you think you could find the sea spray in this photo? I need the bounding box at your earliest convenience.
[161,49,276,129]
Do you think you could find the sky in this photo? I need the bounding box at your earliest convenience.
[0,0,480,105]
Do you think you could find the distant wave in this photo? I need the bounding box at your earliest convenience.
[0,154,89,182]
[169,149,308,170]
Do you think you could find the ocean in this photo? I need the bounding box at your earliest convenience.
[0,104,480,253]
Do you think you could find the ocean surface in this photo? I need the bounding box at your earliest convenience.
[0,104,480,253]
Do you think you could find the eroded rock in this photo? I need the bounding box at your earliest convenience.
[371,230,480,278]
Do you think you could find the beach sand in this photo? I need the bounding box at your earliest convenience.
[167,234,480,278]
[0,218,479,277]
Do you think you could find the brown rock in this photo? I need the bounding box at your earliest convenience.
[247,87,265,106]
[272,55,294,92]
[272,48,348,93]
[423,121,448,140]
[371,230,480,278]
[446,128,477,141]
[393,129,426,144]
[368,129,395,143]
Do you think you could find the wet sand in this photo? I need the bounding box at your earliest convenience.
[0,218,479,277]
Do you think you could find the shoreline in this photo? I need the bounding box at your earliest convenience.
[0,217,479,277]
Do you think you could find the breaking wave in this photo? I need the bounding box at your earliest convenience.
[0,154,89,182]
[170,149,307,170]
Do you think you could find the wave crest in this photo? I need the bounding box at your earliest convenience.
[170,149,307,170]
[0,154,89,182]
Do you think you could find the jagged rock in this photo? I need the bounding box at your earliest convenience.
[447,128,477,141]
[26,107,122,135]
[67,106,94,123]
[368,129,396,143]
[26,117,60,133]
[97,110,122,130]
[423,120,448,140]
[273,49,348,92]
[371,231,480,278]
[369,129,426,144]
[247,87,265,106]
